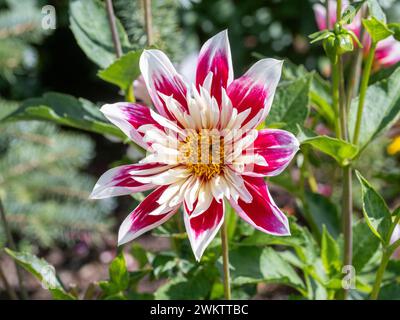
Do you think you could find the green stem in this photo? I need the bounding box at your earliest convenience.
[336,0,342,22]
[0,198,28,299]
[221,216,231,300]
[352,42,376,144]
[342,165,353,274]
[331,64,342,138]
[370,215,400,300]
[105,0,122,59]
[337,53,353,300]
[346,9,365,110]
[143,0,153,46]
[125,83,136,103]
[370,249,390,300]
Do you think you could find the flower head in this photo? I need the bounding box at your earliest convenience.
[91,30,299,261]
[313,0,400,69]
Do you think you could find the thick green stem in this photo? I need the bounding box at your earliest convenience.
[336,0,342,22]
[342,165,353,276]
[352,42,376,144]
[337,52,353,300]
[221,217,231,300]
[0,198,28,299]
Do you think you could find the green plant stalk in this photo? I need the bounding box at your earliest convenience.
[342,165,353,268]
[125,84,136,103]
[336,0,341,21]
[370,217,400,300]
[346,6,365,110]
[338,58,353,284]
[105,0,122,58]
[105,0,137,103]
[370,248,391,300]
[221,213,231,300]
[331,64,342,138]
[352,42,376,144]
[0,198,28,299]
[346,46,363,111]
[143,0,154,46]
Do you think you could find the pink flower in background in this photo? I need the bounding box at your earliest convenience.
[90,30,299,261]
[390,224,400,260]
[313,0,400,69]
[133,75,152,106]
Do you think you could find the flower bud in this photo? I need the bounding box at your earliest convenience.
[323,35,338,64]
[336,33,354,54]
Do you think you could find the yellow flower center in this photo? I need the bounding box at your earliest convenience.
[179,130,225,180]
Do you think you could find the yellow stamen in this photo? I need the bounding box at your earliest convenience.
[179,130,224,180]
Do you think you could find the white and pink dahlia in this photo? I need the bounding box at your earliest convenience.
[313,0,400,69]
[90,30,299,261]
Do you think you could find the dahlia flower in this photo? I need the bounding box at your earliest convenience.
[90,30,299,260]
[313,0,400,68]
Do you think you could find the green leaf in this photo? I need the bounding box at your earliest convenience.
[69,0,132,68]
[239,219,318,266]
[229,247,305,293]
[298,129,359,166]
[130,243,149,269]
[362,17,393,43]
[341,1,365,25]
[109,253,129,291]
[309,30,333,44]
[388,23,400,41]
[280,61,334,127]
[377,283,400,300]
[352,220,380,272]
[356,171,392,243]
[5,248,75,300]
[304,192,341,239]
[3,92,125,139]
[154,268,215,300]
[98,50,142,91]
[349,67,400,149]
[321,226,341,275]
[266,74,312,133]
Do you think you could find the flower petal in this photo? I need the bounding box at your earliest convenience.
[242,129,299,177]
[184,199,224,261]
[118,186,178,245]
[227,58,283,127]
[375,36,400,68]
[229,176,290,236]
[90,163,171,199]
[100,103,162,149]
[196,30,233,104]
[140,49,189,118]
